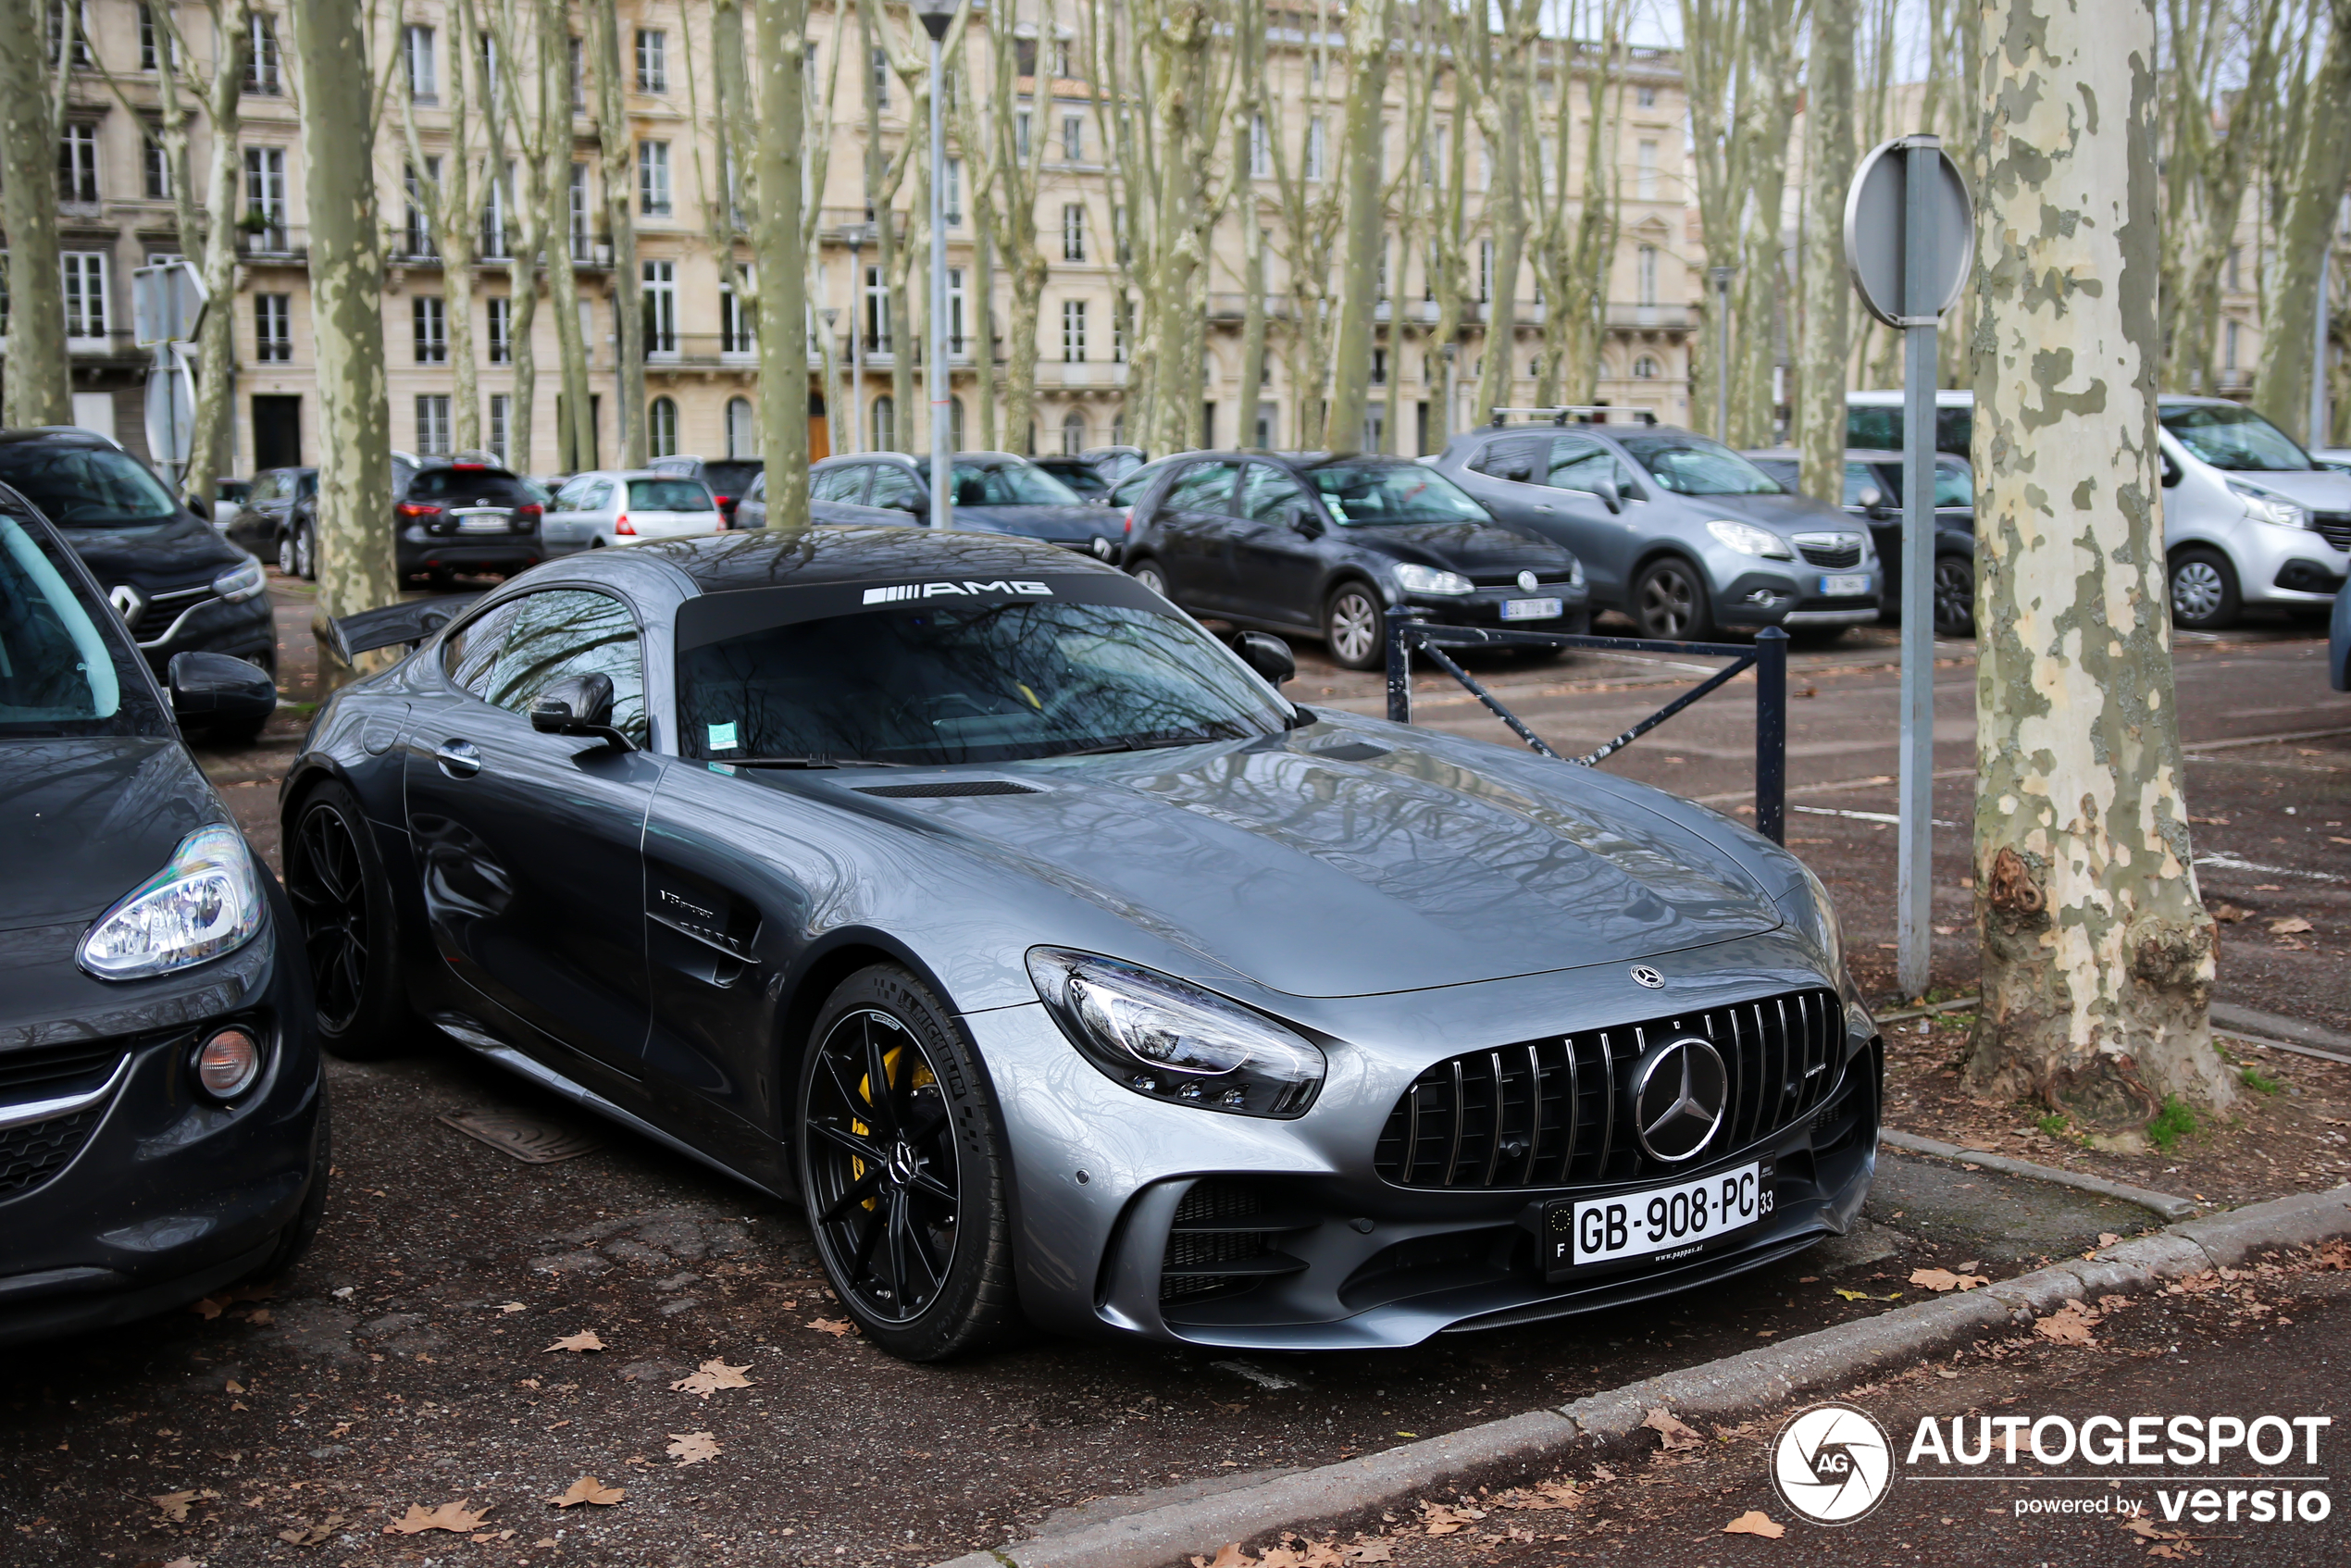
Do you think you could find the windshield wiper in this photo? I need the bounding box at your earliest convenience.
[726,754,905,769]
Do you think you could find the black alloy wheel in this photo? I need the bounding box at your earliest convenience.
[283,782,409,1059]
[1632,556,1714,641]
[1931,553,1977,638]
[798,965,1020,1360]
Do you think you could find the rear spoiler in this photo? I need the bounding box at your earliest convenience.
[326,593,480,666]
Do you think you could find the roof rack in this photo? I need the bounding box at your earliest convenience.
[1486,405,1659,428]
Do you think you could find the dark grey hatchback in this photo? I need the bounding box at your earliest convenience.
[1121,452,1588,668]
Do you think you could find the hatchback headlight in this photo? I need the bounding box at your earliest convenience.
[212,559,267,603]
[1707,519,1796,559]
[1393,563,1475,596]
[2227,479,2312,531]
[78,826,264,980]
[1569,557,1586,587]
[1026,949,1326,1117]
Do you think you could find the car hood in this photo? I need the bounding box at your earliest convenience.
[1349,521,1577,577]
[2218,468,2351,515]
[1692,491,1865,536]
[829,728,1783,998]
[0,736,223,940]
[56,509,246,587]
[956,504,1121,541]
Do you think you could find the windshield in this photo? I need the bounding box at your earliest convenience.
[1309,463,1488,525]
[678,596,1291,765]
[952,461,1083,507]
[1042,462,1111,498]
[2161,404,2313,472]
[0,514,160,737]
[0,443,182,528]
[628,478,715,511]
[1618,434,1785,495]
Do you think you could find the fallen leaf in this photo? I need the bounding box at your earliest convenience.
[1418,1500,1485,1535]
[806,1317,854,1338]
[1723,1510,1785,1538]
[1642,1407,1703,1451]
[385,1500,492,1535]
[1589,1464,1618,1483]
[277,1513,348,1546]
[2126,1517,2191,1542]
[548,1475,626,1508]
[2188,815,2230,827]
[669,1358,754,1400]
[1351,1544,1395,1563]
[188,1297,227,1320]
[1834,1288,1903,1301]
[241,1307,272,1325]
[1201,1545,1253,1568]
[2209,903,2251,923]
[2098,1233,2122,1248]
[543,1330,605,1353]
[2034,1304,2098,1345]
[150,1489,208,1523]
[1909,1267,1990,1292]
[2269,916,2313,935]
[666,1430,721,1466]
[498,1302,529,1314]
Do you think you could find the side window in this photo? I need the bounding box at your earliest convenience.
[1843,464,1883,507]
[809,466,856,503]
[1238,464,1311,523]
[1107,465,1162,509]
[584,481,615,511]
[1470,434,1549,481]
[297,472,317,499]
[552,477,591,510]
[1932,461,1972,508]
[441,597,528,695]
[480,590,649,746]
[1163,460,1239,514]
[1846,406,1901,451]
[1547,436,1613,493]
[867,465,920,510]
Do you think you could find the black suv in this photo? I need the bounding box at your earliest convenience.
[1121,451,1588,669]
[0,428,276,704]
[649,455,764,525]
[226,465,319,577]
[396,459,544,586]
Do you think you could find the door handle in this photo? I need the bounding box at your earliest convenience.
[1534,504,1557,514]
[434,739,481,778]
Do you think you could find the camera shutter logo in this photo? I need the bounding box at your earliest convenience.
[1772,1402,1894,1524]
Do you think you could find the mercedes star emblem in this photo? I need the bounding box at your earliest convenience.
[1629,1037,1728,1163]
[1630,964,1665,989]
[1517,569,1539,593]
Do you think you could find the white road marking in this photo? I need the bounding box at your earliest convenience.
[2195,852,2350,885]
[1211,1360,1300,1390]
[1793,804,1959,828]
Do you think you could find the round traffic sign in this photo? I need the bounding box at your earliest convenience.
[1843,136,1973,329]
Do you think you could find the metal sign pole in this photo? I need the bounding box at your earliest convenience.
[1896,136,1939,1001]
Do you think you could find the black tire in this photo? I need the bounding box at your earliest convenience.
[1630,556,1714,641]
[1932,552,1977,638]
[282,781,413,1061]
[2169,547,2241,631]
[797,964,1021,1362]
[295,520,317,581]
[277,529,300,576]
[1129,556,1171,600]
[247,1093,330,1281]
[1323,580,1387,670]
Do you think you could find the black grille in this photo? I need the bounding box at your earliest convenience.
[0,1043,123,1101]
[1373,989,1844,1190]
[2313,513,2351,553]
[853,780,1042,799]
[1159,1178,1311,1304]
[0,1106,106,1198]
[1797,541,1863,569]
[119,583,218,643]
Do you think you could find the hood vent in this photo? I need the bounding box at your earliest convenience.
[1310,741,1390,763]
[854,780,1043,799]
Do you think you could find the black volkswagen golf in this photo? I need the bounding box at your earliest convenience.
[0,488,326,1348]
[1120,452,1589,669]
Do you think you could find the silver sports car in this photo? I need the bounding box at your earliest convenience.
[284,527,1878,1362]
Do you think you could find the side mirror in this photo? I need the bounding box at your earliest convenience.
[1232,630,1296,687]
[529,671,633,751]
[2160,455,2183,489]
[1594,474,1623,515]
[1287,504,1324,538]
[168,651,277,733]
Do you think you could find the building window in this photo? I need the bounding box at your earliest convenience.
[568,163,591,255]
[143,131,172,199]
[139,3,170,70]
[639,141,671,216]
[870,46,889,106]
[246,13,281,93]
[1637,140,1659,202]
[1061,409,1086,455]
[1112,302,1127,364]
[1478,240,1494,304]
[642,260,677,355]
[945,267,967,354]
[1371,347,1387,387]
[943,157,963,225]
[480,161,513,257]
[47,0,92,67]
[648,395,679,458]
[243,146,289,248]
[488,393,511,466]
[727,395,754,459]
[1015,110,1032,162]
[58,124,98,204]
[414,296,449,364]
[1304,118,1327,182]
[864,265,889,353]
[1062,112,1084,162]
[1062,203,1087,263]
[255,293,292,362]
[1061,299,1087,363]
[62,252,107,342]
[871,394,895,452]
[2224,319,2241,370]
[1051,38,1073,78]
[417,395,451,458]
[1255,402,1276,448]
[1636,243,1659,308]
[1249,113,1270,179]
[402,158,440,257]
[404,24,437,100]
[568,35,585,111]
[635,28,667,92]
[486,296,512,364]
[720,285,754,354]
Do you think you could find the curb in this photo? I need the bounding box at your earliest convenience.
[931,1185,2351,1568]
[1877,1129,2200,1221]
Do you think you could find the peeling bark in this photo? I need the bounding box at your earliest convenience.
[753,0,811,533]
[2250,0,2351,441]
[0,0,70,428]
[1323,0,1393,450]
[1794,0,1854,502]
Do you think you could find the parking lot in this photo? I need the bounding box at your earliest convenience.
[5,581,2347,1567]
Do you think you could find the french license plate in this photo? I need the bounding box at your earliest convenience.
[1819,573,1870,597]
[454,509,512,534]
[1502,596,1564,621]
[1539,1159,1773,1281]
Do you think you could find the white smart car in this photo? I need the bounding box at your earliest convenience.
[540,469,725,554]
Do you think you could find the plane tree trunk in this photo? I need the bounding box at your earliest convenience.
[1322,0,1392,451]
[753,0,811,533]
[0,0,71,427]
[1794,0,1853,502]
[2250,0,2351,442]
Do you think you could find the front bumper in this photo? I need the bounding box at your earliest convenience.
[969,927,1876,1350]
[1402,582,1594,635]
[2200,519,2351,607]
[134,591,277,680]
[1713,565,1882,628]
[0,881,324,1349]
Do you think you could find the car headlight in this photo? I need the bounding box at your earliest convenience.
[2228,479,2312,530]
[1568,557,1586,587]
[1026,949,1326,1117]
[1706,519,1796,559]
[1393,563,1475,596]
[212,559,268,603]
[1780,861,1846,980]
[78,826,264,980]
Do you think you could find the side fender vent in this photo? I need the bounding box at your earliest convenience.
[853,780,1043,799]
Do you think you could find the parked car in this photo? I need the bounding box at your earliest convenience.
[1432,418,1879,642]
[1844,389,1975,456]
[286,525,1873,1360]
[0,428,277,713]
[0,490,323,1348]
[226,465,319,576]
[395,459,545,586]
[808,452,1128,559]
[540,469,723,554]
[2158,397,2351,628]
[649,454,763,525]
[1033,454,1119,502]
[207,478,252,530]
[1744,448,1978,637]
[1122,450,1588,668]
[2314,447,2351,475]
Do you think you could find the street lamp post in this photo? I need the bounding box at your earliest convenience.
[820,305,841,457]
[913,0,956,529]
[841,223,872,455]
